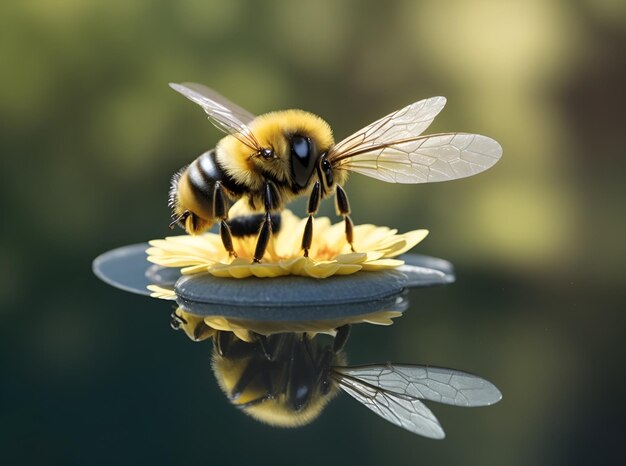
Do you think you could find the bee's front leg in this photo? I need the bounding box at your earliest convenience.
[335,185,355,252]
[214,182,237,258]
[253,333,285,361]
[214,330,235,357]
[302,181,321,258]
[333,324,351,353]
[253,182,279,263]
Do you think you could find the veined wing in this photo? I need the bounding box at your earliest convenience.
[169,82,260,150]
[327,95,502,183]
[333,369,446,439]
[336,364,502,408]
[328,96,447,160]
[337,132,502,183]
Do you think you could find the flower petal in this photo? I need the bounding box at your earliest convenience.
[335,252,370,264]
[250,263,290,278]
[304,260,343,278]
[181,264,211,275]
[146,209,426,280]
[147,285,177,300]
[382,230,429,257]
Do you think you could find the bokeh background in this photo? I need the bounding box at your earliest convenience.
[2,0,625,465]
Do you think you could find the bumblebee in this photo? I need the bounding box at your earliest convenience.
[169,82,502,262]
[209,329,501,438]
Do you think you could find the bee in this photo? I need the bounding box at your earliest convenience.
[169,82,502,262]
[207,327,502,438]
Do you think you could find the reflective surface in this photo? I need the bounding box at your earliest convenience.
[92,243,179,296]
[172,312,501,439]
[94,241,499,438]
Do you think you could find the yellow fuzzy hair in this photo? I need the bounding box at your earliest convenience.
[215,109,345,207]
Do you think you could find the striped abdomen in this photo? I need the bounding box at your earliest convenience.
[173,149,246,226]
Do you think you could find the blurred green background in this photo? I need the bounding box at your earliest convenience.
[1,0,625,464]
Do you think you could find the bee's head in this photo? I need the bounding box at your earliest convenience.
[241,110,336,190]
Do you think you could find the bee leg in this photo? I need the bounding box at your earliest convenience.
[214,330,232,357]
[255,333,283,361]
[169,210,190,230]
[335,185,355,252]
[254,333,270,359]
[231,358,268,402]
[237,393,275,408]
[302,181,321,258]
[219,221,236,256]
[170,309,187,331]
[333,324,351,353]
[213,182,237,258]
[253,212,272,263]
[253,183,279,263]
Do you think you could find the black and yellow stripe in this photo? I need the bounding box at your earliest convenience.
[175,149,247,223]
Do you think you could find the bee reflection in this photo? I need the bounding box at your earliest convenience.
[212,329,349,428]
[171,309,501,439]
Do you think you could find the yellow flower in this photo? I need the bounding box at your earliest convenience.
[146,210,427,279]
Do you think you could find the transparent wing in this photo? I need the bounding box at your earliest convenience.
[328,96,447,160]
[327,96,502,183]
[334,369,445,439]
[169,82,260,150]
[333,363,501,439]
[338,132,502,183]
[336,364,502,407]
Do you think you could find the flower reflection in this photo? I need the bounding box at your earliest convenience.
[147,210,428,279]
[169,306,402,344]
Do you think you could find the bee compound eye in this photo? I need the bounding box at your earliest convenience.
[292,136,310,162]
[291,135,316,188]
